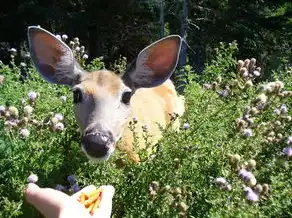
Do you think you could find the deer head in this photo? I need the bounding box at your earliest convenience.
[27,26,181,161]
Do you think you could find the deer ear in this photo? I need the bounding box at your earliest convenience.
[123,35,181,89]
[27,26,85,86]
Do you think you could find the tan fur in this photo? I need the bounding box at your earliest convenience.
[118,79,185,163]
[76,70,185,163]
[83,70,122,96]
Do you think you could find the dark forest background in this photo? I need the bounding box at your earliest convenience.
[0,0,291,77]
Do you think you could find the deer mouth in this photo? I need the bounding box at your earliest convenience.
[80,131,116,161]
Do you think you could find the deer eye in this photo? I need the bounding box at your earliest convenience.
[73,88,83,103]
[121,91,132,105]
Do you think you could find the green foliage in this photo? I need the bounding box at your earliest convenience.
[0,47,291,218]
[199,41,239,83]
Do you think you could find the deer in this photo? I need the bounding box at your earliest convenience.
[27,26,185,163]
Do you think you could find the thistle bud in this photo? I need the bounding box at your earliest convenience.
[151,181,159,191]
[262,184,269,194]
[8,106,19,117]
[254,184,263,193]
[237,60,244,71]
[177,202,188,212]
[247,159,256,169]
[243,59,250,68]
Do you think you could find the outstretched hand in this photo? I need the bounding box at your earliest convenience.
[24,183,115,218]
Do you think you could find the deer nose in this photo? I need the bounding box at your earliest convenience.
[81,131,113,158]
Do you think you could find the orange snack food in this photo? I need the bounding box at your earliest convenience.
[77,188,103,216]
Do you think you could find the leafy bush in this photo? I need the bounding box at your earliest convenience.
[0,42,291,218]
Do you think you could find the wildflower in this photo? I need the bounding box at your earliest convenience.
[142,124,149,132]
[177,202,188,212]
[27,173,38,183]
[254,184,263,193]
[0,75,4,85]
[280,104,288,115]
[238,169,249,178]
[287,136,292,145]
[183,123,190,130]
[263,83,275,93]
[237,60,244,71]
[24,105,34,117]
[224,184,232,191]
[50,117,59,125]
[20,128,30,138]
[273,109,281,115]
[0,105,5,115]
[132,116,138,123]
[262,184,269,194]
[67,175,77,185]
[245,189,259,202]
[255,93,267,104]
[8,106,19,117]
[247,159,256,169]
[218,89,229,97]
[54,122,64,131]
[62,34,68,41]
[10,48,17,55]
[69,41,75,47]
[215,177,227,186]
[274,80,284,91]
[4,120,18,128]
[20,62,26,67]
[150,181,159,191]
[74,37,79,43]
[243,128,253,137]
[203,83,212,90]
[253,70,260,77]
[54,113,64,121]
[55,184,67,192]
[230,154,241,163]
[80,46,85,52]
[28,91,38,101]
[283,147,292,157]
[82,54,89,59]
[75,46,80,52]
[70,184,80,193]
[242,71,249,77]
[245,80,253,88]
[55,34,61,40]
[60,96,67,103]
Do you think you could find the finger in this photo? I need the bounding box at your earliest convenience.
[71,185,96,200]
[24,183,69,218]
[93,185,115,218]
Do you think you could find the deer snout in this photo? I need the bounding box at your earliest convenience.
[81,131,114,158]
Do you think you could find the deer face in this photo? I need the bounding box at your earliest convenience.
[27,26,181,161]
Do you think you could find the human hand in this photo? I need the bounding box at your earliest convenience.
[24,183,115,218]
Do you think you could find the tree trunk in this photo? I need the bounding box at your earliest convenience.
[159,0,164,38]
[177,0,188,94]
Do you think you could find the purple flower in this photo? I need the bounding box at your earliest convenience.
[27,173,38,183]
[239,169,248,178]
[183,123,190,130]
[70,184,80,193]
[67,175,77,185]
[217,89,229,97]
[243,128,253,137]
[203,83,212,90]
[246,190,259,202]
[54,113,64,121]
[55,184,67,192]
[287,136,292,145]
[283,147,292,157]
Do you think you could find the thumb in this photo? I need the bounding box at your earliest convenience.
[24,183,69,218]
